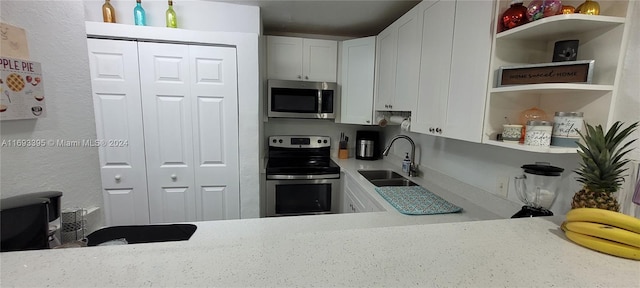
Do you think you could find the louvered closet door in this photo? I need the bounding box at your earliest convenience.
[138,42,197,224]
[86,39,150,225]
[189,46,240,220]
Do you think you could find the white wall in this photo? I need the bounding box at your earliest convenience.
[83,0,260,33]
[0,2,103,212]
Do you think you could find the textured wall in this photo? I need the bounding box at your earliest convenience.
[0,2,103,212]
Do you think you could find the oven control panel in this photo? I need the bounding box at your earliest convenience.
[268,135,331,148]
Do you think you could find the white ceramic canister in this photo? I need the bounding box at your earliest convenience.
[524,120,553,147]
[551,112,583,147]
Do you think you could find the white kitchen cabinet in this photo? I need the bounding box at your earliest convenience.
[86,39,150,226]
[483,0,634,153]
[412,0,455,136]
[87,39,240,225]
[339,36,376,125]
[267,36,337,82]
[412,0,493,143]
[341,172,384,213]
[374,7,420,112]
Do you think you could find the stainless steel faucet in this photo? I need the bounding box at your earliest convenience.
[382,135,418,177]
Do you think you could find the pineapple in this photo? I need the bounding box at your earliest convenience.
[572,121,638,211]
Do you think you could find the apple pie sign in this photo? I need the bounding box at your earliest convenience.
[0,56,45,120]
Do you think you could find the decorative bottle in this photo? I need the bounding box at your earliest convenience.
[134,0,146,26]
[102,0,116,23]
[166,0,178,28]
[576,0,600,15]
[500,0,529,32]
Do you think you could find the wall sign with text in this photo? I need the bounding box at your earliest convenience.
[497,60,594,87]
[0,57,46,120]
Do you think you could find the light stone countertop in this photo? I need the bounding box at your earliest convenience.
[2,158,638,287]
[2,216,639,287]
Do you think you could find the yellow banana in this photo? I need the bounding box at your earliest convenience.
[563,221,640,248]
[566,208,640,234]
[564,230,640,260]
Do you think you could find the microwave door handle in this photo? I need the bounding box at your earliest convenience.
[317,89,322,114]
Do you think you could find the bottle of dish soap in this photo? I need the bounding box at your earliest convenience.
[402,153,411,173]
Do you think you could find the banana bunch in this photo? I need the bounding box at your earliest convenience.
[561,208,640,260]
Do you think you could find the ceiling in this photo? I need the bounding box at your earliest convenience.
[219,0,421,37]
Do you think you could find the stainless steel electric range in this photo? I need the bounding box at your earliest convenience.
[265,135,341,217]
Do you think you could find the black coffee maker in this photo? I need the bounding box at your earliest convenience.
[356,130,380,160]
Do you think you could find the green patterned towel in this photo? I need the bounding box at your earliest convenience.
[375,186,462,215]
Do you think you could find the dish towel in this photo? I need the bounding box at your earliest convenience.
[375,186,462,215]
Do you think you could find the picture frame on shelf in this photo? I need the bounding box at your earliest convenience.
[497,60,594,87]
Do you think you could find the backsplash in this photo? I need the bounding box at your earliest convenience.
[264,118,381,157]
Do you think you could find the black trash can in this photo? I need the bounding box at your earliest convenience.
[86,224,197,246]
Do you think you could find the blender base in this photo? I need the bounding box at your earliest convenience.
[511,206,554,218]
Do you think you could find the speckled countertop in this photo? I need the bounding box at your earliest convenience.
[2,159,638,287]
[2,216,639,287]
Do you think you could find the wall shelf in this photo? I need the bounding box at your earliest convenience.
[491,84,614,94]
[485,140,578,154]
[482,0,633,154]
[496,14,625,41]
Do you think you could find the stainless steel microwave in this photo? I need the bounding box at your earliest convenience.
[267,79,338,119]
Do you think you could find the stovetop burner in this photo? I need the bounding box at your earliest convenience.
[266,135,340,177]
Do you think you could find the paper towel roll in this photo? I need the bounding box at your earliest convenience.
[401,118,411,131]
[377,115,388,127]
[388,116,405,125]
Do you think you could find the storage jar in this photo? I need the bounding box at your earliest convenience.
[524,120,553,147]
[551,112,583,147]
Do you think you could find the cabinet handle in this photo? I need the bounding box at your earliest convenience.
[171,174,177,181]
[429,127,435,133]
[366,120,370,123]
[389,105,393,109]
[297,75,302,79]
[436,128,442,134]
[114,175,121,182]
[305,76,309,80]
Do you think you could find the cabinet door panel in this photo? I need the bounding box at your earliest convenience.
[138,42,196,224]
[393,9,420,111]
[446,0,493,142]
[267,36,303,80]
[340,37,376,125]
[87,38,150,225]
[413,0,455,134]
[374,28,397,110]
[189,45,240,221]
[303,39,338,82]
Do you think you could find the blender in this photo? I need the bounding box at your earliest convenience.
[512,162,564,218]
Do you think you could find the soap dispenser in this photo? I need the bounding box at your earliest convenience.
[402,153,410,173]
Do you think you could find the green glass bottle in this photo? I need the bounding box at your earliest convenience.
[166,0,178,28]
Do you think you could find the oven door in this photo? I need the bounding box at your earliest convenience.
[266,178,340,217]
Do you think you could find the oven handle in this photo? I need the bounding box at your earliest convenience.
[266,174,341,180]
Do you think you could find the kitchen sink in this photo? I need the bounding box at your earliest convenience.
[369,178,418,187]
[358,170,418,187]
[358,170,404,180]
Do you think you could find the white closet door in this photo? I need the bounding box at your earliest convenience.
[87,39,150,226]
[189,45,240,221]
[138,42,197,224]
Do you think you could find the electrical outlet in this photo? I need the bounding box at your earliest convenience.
[496,176,509,198]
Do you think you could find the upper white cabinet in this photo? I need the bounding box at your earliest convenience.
[412,0,493,143]
[374,8,420,112]
[340,36,376,125]
[483,0,634,153]
[267,36,338,82]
